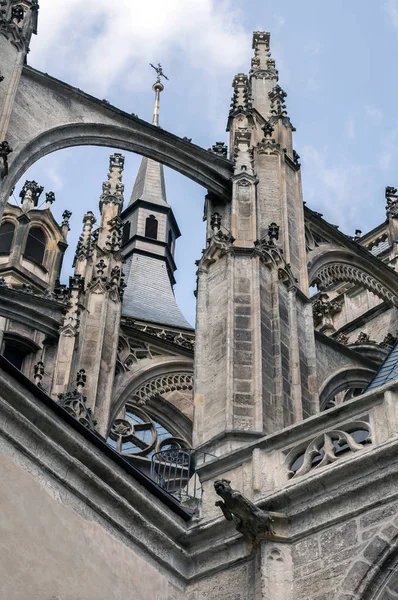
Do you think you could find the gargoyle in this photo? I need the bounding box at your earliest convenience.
[214,479,275,543]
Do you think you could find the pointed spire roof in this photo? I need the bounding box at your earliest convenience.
[128,157,169,207]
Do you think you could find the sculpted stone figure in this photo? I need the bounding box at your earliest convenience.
[214,479,275,543]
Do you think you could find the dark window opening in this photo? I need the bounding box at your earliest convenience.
[168,230,173,249]
[122,222,131,245]
[145,215,158,240]
[2,343,28,371]
[25,226,46,265]
[0,222,15,255]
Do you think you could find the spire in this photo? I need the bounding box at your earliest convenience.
[128,64,169,208]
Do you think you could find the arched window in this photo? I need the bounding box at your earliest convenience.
[107,406,189,458]
[122,222,131,245]
[2,343,28,370]
[25,226,46,265]
[0,222,15,254]
[145,215,158,240]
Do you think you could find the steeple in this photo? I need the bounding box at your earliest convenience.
[121,64,191,330]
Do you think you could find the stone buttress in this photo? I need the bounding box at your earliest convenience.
[194,32,318,452]
[52,154,126,435]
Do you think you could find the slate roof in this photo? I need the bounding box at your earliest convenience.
[122,253,192,330]
[365,341,398,392]
[128,157,169,207]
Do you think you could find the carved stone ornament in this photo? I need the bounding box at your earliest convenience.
[208,142,228,157]
[337,333,349,345]
[19,180,44,205]
[312,293,342,330]
[287,422,371,479]
[214,479,275,543]
[0,1,28,51]
[355,331,370,344]
[0,140,12,179]
[57,390,97,431]
[386,185,398,218]
[311,264,398,307]
[381,332,397,348]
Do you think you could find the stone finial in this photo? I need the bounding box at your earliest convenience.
[381,332,397,348]
[61,210,72,235]
[262,121,274,139]
[230,73,251,114]
[293,150,301,168]
[386,186,398,218]
[354,229,362,240]
[74,211,96,263]
[210,213,222,232]
[268,222,279,245]
[0,140,12,179]
[312,293,342,330]
[33,360,44,386]
[76,368,86,392]
[356,331,370,344]
[214,479,275,543]
[11,5,24,23]
[45,191,55,209]
[19,180,44,210]
[95,258,107,278]
[99,153,125,209]
[208,142,228,157]
[251,31,278,81]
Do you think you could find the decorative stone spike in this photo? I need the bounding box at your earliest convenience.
[19,180,44,210]
[45,191,55,209]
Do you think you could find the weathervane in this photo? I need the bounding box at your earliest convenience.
[149,63,168,127]
[150,63,169,83]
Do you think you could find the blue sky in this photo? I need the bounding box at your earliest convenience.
[15,0,398,325]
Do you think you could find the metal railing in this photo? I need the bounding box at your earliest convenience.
[150,448,214,505]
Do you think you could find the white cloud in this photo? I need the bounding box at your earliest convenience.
[365,105,383,121]
[385,0,398,28]
[31,0,250,97]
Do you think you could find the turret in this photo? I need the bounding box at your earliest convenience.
[0,181,69,291]
[121,66,191,330]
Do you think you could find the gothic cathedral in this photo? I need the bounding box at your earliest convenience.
[1,3,398,600]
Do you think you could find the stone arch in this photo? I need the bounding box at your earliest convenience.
[319,366,376,410]
[110,358,194,439]
[337,521,398,600]
[2,67,232,211]
[308,247,398,307]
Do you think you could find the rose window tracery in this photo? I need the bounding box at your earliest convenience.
[108,405,189,459]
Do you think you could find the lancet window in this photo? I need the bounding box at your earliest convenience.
[0,221,15,254]
[24,226,46,265]
[145,215,158,240]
